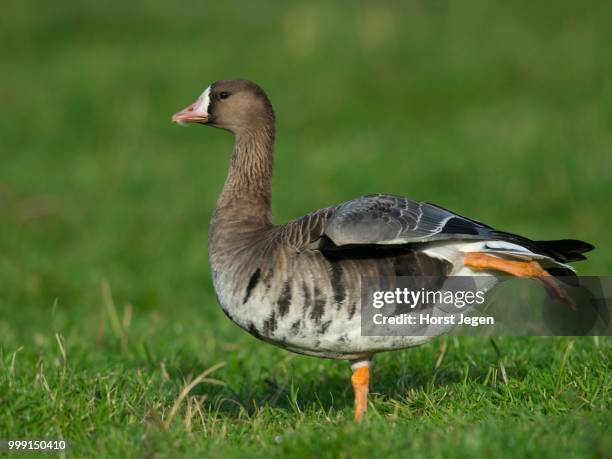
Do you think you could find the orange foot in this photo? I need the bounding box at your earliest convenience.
[463,252,575,309]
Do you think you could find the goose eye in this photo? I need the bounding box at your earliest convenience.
[219,92,230,100]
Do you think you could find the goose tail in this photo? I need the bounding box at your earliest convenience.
[534,239,595,263]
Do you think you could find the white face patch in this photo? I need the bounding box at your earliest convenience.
[193,85,211,115]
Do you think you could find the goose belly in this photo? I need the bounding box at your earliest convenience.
[211,248,452,360]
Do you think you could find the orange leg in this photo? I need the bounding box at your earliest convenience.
[464,252,575,309]
[351,365,370,422]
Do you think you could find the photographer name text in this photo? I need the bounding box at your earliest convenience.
[372,312,494,327]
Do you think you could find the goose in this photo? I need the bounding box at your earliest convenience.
[172,79,594,422]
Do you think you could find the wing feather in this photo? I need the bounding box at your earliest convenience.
[324,194,493,246]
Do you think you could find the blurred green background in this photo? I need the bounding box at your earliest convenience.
[1,1,610,457]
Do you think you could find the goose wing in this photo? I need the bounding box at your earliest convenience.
[290,194,591,266]
[324,194,495,246]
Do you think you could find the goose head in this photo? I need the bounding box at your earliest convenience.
[172,79,274,133]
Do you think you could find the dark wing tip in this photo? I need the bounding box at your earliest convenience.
[536,239,595,253]
[535,239,595,263]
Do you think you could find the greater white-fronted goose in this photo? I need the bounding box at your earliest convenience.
[172,79,594,422]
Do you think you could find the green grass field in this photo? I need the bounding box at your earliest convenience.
[1,1,611,457]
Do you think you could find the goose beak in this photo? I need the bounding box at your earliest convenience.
[172,100,209,125]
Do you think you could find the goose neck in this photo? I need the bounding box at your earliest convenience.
[214,126,275,227]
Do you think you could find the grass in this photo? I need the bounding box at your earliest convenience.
[1,0,611,457]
